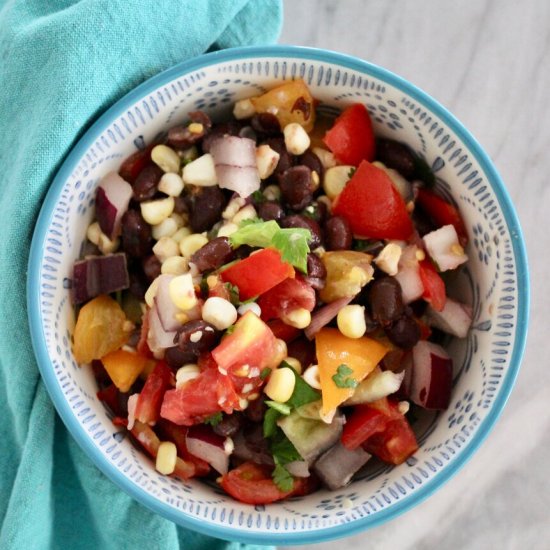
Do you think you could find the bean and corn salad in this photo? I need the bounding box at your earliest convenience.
[71,79,472,504]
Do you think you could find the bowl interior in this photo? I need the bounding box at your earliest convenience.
[28,46,528,544]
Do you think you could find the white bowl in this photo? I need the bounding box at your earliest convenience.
[27,45,529,545]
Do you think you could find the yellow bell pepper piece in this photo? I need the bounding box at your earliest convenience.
[101,349,149,392]
[315,328,388,416]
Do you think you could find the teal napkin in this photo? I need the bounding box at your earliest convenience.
[0,1,282,548]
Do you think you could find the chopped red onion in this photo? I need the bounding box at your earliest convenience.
[423,225,468,271]
[425,297,473,338]
[72,253,129,304]
[210,136,260,198]
[95,171,133,240]
[153,274,181,332]
[147,304,177,353]
[408,340,453,410]
[186,425,231,475]
[285,460,310,478]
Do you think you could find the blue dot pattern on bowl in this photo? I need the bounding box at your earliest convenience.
[33,53,522,538]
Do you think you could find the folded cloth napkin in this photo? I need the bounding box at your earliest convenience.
[0,1,282,548]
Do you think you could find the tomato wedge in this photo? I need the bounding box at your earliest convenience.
[134,360,173,425]
[220,462,315,505]
[258,276,316,322]
[418,259,447,312]
[332,160,413,240]
[267,319,301,343]
[220,248,295,300]
[416,188,468,246]
[341,404,389,450]
[323,103,375,166]
[363,416,418,465]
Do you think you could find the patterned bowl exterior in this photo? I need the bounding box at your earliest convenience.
[27,46,529,545]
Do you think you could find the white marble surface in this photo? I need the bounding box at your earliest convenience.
[280,1,549,548]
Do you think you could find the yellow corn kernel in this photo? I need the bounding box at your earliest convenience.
[171,226,192,244]
[284,356,302,374]
[337,304,367,339]
[169,273,197,311]
[179,233,208,259]
[156,441,177,475]
[151,144,181,174]
[188,122,204,134]
[283,308,311,329]
[140,197,175,225]
[175,364,200,388]
[264,366,296,403]
[161,256,188,275]
[323,165,354,199]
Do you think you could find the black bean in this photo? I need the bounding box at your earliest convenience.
[265,137,294,175]
[302,200,328,223]
[244,395,267,423]
[287,337,317,370]
[201,121,242,153]
[176,320,221,356]
[141,254,161,282]
[376,139,416,180]
[364,307,379,333]
[306,252,327,279]
[167,111,212,150]
[128,268,148,300]
[385,315,421,349]
[278,165,314,211]
[250,113,281,137]
[133,164,163,202]
[368,277,404,325]
[121,209,152,258]
[238,126,257,142]
[324,215,352,251]
[234,244,255,260]
[187,186,228,233]
[213,413,244,437]
[412,204,437,237]
[280,214,322,249]
[190,237,234,272]
[258,200,284,222]
[164,346,197,369]
[173,195,189,215]
[298,149,324,180]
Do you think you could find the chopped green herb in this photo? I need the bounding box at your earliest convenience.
[272,227,311,273]
[265,400,292,415]
[348,167,356,179]
[225,324,236,335]
[224,282,241,306]
[252,190,266,204]
[263,407,281,438]
[230,219,279,248]
[412,154,435,187]
[332,363,358,389]
[271,431,302,464]
[260,367,271,380]
[272,463,294,492]
[301,203,321,221]
[204,412,223,426]
[229,219,311,273]
[282,363,322,409]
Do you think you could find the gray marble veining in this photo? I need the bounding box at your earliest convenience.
[279,1,550,548]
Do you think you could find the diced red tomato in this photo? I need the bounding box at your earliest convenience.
[212,311,277,373]
[160,365,241,426]
[332,161,413,240]
[156,419,211,477]
[416,188,468,246]
[341,404,389,450]
[323,103,376,166]
[96,384,121,416]
[134,361,173,425]
[363,416,418,465]
[136,309,153,358]
[220,248,295,300]
[220,462,315,505]
[207,278,232,301]
[119,144,155,184]
[130,420,198,480]
[418,259,447,312]
[258,276,316,322]
[267,319,301,343]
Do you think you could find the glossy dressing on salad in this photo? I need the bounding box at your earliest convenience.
[72,79,472,504]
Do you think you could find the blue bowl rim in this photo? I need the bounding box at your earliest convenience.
[27,44,530,545]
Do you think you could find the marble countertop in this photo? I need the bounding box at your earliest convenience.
[280,1,549,548]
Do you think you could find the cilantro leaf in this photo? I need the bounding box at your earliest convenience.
[252,190,266,204]
[271,228,311,273]
[270,431,302,464]
[332,364,358,389]
[263,407,281,438]
[260,367,271,380]
[224,282,241,305]
[204,412,223,426]
[281,363,322,409]
[348,167,356,179]
[229,219,279,248]
[272,463,294,492]
[265,400,291,415]
[228,219,311,273]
